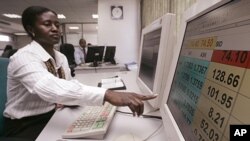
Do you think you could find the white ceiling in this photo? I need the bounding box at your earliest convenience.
[0,0,98,34]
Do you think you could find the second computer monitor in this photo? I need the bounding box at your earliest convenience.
[104,46,116,64]
[137,13,176,110]
[85,46,105,63]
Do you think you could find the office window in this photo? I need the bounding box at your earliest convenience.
[62,23,98,46]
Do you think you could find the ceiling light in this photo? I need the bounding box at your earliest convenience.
[3,14,21,18]
[0,34,10,42]
[14,32,28,36]
[92,14,99,19]
[69,26,79,30]
[57,14,66,19]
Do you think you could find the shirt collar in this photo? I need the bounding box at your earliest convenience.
[29,41,63,67]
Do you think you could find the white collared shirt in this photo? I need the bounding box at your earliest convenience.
[74,46,85,65]
[4,41,106,119]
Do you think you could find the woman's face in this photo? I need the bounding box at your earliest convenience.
[32,11,60,46]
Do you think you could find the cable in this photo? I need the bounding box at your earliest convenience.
[142,114,162,120]
[116,109,163,141]
[116,110,162,120]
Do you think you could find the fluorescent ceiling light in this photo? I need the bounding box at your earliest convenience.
[14,32,28,36]
[57,14,66,19]
[3,14,21,18]
[0,34,10,42]
[69,26,79,30]
[92,14,98,19]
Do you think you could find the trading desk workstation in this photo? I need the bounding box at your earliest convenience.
[74,46,125,74]
[36,71,166,141]
[74,63,125,74]
[38,0,250,141]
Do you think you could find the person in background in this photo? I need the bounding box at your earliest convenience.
[74,38,87,65]
[60,43,77,77]
[1,45,13,58]
[3,6,157,140]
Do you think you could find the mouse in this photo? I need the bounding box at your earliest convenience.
[113,133,143,141]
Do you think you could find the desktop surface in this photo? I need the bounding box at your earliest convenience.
[75,63,122,70]
[74,63,125,74]
[36,71,166,141]
[113,133,143,141]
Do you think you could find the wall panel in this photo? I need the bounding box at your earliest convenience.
[141,0,197,33]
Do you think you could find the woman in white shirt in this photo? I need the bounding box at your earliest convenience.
[3,6,156,140]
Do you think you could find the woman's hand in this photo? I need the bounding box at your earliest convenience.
[104,90,157,116]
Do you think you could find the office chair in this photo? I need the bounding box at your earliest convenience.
[0,57,9,136]
[60,43,76,77]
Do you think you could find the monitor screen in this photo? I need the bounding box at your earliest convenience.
[85,46,104,63]
[139,28,161,91]
[104,46,116,63]
[161,0,250,141]
[137,13,176,109]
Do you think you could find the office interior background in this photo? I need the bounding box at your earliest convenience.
[0,0,196,64]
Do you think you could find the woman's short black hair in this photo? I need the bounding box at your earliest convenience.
[21,6,57,39]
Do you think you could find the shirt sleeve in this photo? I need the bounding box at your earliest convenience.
[9,52,106,106]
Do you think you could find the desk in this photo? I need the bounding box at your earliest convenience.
[75,63,125,74]
[36,71,166,141]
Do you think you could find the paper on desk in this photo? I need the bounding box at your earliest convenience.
[101,77,125,89]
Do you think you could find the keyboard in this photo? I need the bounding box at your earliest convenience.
[62,102,116,139]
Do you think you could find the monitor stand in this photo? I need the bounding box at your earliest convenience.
[93,60,98,67]
[88,60,101,67]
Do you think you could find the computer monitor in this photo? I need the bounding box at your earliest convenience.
[85,46,105,65]
[160,0,250,140]
[137,13,176,109]
[104,46,116,64]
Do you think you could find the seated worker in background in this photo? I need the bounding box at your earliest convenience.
[3,6,157,141]
[60,43,77,77]
[1,45,13,58]
[74,38,87,65]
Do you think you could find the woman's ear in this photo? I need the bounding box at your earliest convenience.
[26,25,35,37]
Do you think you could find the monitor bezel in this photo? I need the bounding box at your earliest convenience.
[160,0,231,140]
[137,13,176,110]
[104,46,116,63]
[85,46,105,63]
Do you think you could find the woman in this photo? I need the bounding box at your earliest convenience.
[3,6,156,140]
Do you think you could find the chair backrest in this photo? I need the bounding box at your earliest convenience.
[0,57,9,136]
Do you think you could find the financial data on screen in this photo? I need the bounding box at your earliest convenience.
[167,0,250,141]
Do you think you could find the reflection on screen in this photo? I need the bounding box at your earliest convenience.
[139,28,161,91]
[167,0,250,140]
